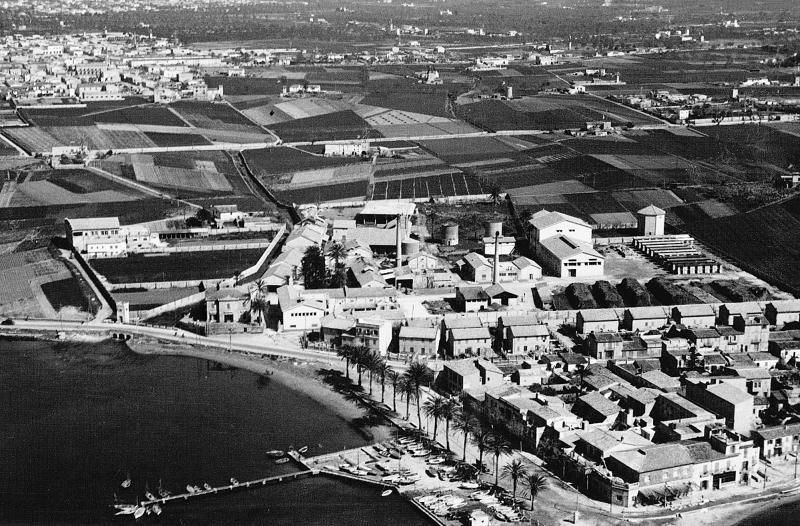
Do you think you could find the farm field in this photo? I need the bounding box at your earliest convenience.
[6,168,145,207]
[417,136,518,163]
[40,276,92,312]
[170,101,262,131]
[244,146,368,177]
[362,79,465,118]
[268,110,381,143]
[369,172,485,201]
[682,197,800,297]
[0,198,190,228]
[274,180,369,204]
[144,132,211,147]
[91,249,266,284]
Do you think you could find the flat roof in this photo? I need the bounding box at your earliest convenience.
[66,216,120,230]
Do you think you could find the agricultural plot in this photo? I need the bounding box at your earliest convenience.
[280,163,372,189]
[683,200,800,296]
[275,180,369,205]
[128,153,234,193]
[144,132,211,147]
[417,137,517,163]
[274,98,354,120]
[40,277,91,311]
[369,172,484,201]
[612,189,684,212]
[362,80,465,118]
[268,110,381,143]
[43,125,155,150]
[244,147,367,180]
[92,105,189,127]
[171,101,260,131]
[204,76,286,96]
[0,249,76,318]
[2,127,62,153]
[91,249,266,284]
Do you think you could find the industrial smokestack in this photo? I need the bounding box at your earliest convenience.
[396,213,402,269]
[492,231,500,285]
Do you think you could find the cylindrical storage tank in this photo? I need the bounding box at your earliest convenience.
[402,239,420,257]
[485,220,503,238]
[443,223,459,246]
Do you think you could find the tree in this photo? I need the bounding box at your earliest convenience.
[399,377,417,420]
[423,394,446,444]
[472,425,493,474]
[403,362,433,430]
[352,346,369,388]
[487,434,513,487]
[440,398,458,452]
[488,184,503,206]
[337,344,354,381]
[301,245,326,289]
[522,473,548,512]
[326,240,348,288]
[377,363,392,404]
[503,458,529,505]
[387,369,400,412]
[364,352,383,396]
[453,410,479,462]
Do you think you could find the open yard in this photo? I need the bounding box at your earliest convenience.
[91,249,266,284]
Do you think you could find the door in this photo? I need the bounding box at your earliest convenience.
[569,269,577,277]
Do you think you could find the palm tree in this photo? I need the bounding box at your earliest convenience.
[365,352,384,396]
[453,410,479,462]
[376,363,392,404]
[399,378,416,420]
[326,240,347,288]
[352,346,369,388]
[403,362,433,430]
[249,295,268,325]
[337,344,354,381]
[440,398,458,452]
[488,184,503,206]
[423,394,446,444]
[503,458,529,505]
[387,369,400,412]
[472,425,493,475]
[522,473,548,512]
[488,434,513,487]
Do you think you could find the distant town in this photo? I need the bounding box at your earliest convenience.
[2,0,800,524]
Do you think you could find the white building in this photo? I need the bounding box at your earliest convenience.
[528,210,604,278]
[65,217,126,258]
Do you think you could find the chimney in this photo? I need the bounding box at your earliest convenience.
[395,213,402,269]
[492,231,500,285]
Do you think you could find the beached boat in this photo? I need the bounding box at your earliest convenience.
[133,507,146,519]
[144,491,156,501]
[120,473,132,489]
[113,504,138,516]
[388,449,403,459]
[152,504,162,516]
[298,446,308,454]
[186,485,196,494]
[459,482,480,489]
[266,450,285,458]
[230,478,239,485]
[381,489,393,497]
[203,483,212,491]
[411,449,430,457]
[275,457,290,464]
[427,457,445,465]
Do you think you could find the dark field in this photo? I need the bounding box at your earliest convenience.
[45,169,127,194]
[243,146,363,176]
[171,101,258,127]
[204,76,285,96]
[274,180,369,204]
[144,132,211,147]
[91,249,266,283]
[93,105,188,127]
[0,198,188,226]
[362,80,464,118]
[268,110,381,143]
[370,172,484,200]
[41,277,91,311]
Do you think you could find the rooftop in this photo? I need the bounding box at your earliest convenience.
[66,216,120,230]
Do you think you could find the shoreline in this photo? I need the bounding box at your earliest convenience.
[126,337,394,444]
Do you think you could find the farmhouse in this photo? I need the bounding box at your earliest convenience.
[65,217,127,259]
[399,325,440,357]
[527,210,604,278]
[206,288,248,324]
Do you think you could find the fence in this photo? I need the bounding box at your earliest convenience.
[134,241,272,254]
[70,248,117,318]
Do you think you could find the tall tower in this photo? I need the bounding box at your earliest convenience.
[395,213,403,269]
[492,231,500,285]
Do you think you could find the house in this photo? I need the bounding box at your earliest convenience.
[586,331,624,360]
[574,428,653,462]
[484,283,520,307]
[506,324,549,357]
[355,201,416,229]
[527,210,604,278]
[206,288,248,324]
[765,300,800,328]
[276,285,325,331]
[686,327,723,350]
[606,443,696,501]
[448,327,492,357]
[718,303,762,326]
[319,316,356,347]
[405,251,447,271]
[651,392,718,426]
[623,307,669,332]
[483,235,516,256]
[455,286,490,312]
[399,325,440,357]
[732,314,770,352]
[458,252,541,283]
[576,309,620,335]
[638,370,681,393]
[65,217,126,258]
[751,423,800,460]
[348,259,389,288]
[685,381,754,436]
[672,305,716,328]
[747,351,779,370]
[442,359,482,393]
[341,317,394,355]
[727,366,772,397]
[572,392,621,425]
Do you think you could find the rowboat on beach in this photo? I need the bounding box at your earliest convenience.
[266,450,285,458]
[275,457,290,464]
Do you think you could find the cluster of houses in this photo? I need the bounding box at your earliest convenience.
[436,299,800,508]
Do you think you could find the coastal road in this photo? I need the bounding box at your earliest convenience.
[2,318,410,371]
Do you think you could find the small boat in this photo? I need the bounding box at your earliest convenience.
[121,473,132,489]
[230,478,239,485]
[152,504,162,516]
[275,457,290,464]
[113,505,138,516]
[203,483,212,491]
[266,450,285,458]
[186,484,196,494]
[411,449,430,457]
[144,491,156,501]
[158,488,170,498]
[133,507,146,519]
[427,457,445,465]
[298,446,308,454]
[381,489,393,497]
[459,482,480,490]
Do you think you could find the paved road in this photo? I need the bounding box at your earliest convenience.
[3,318,410,370]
